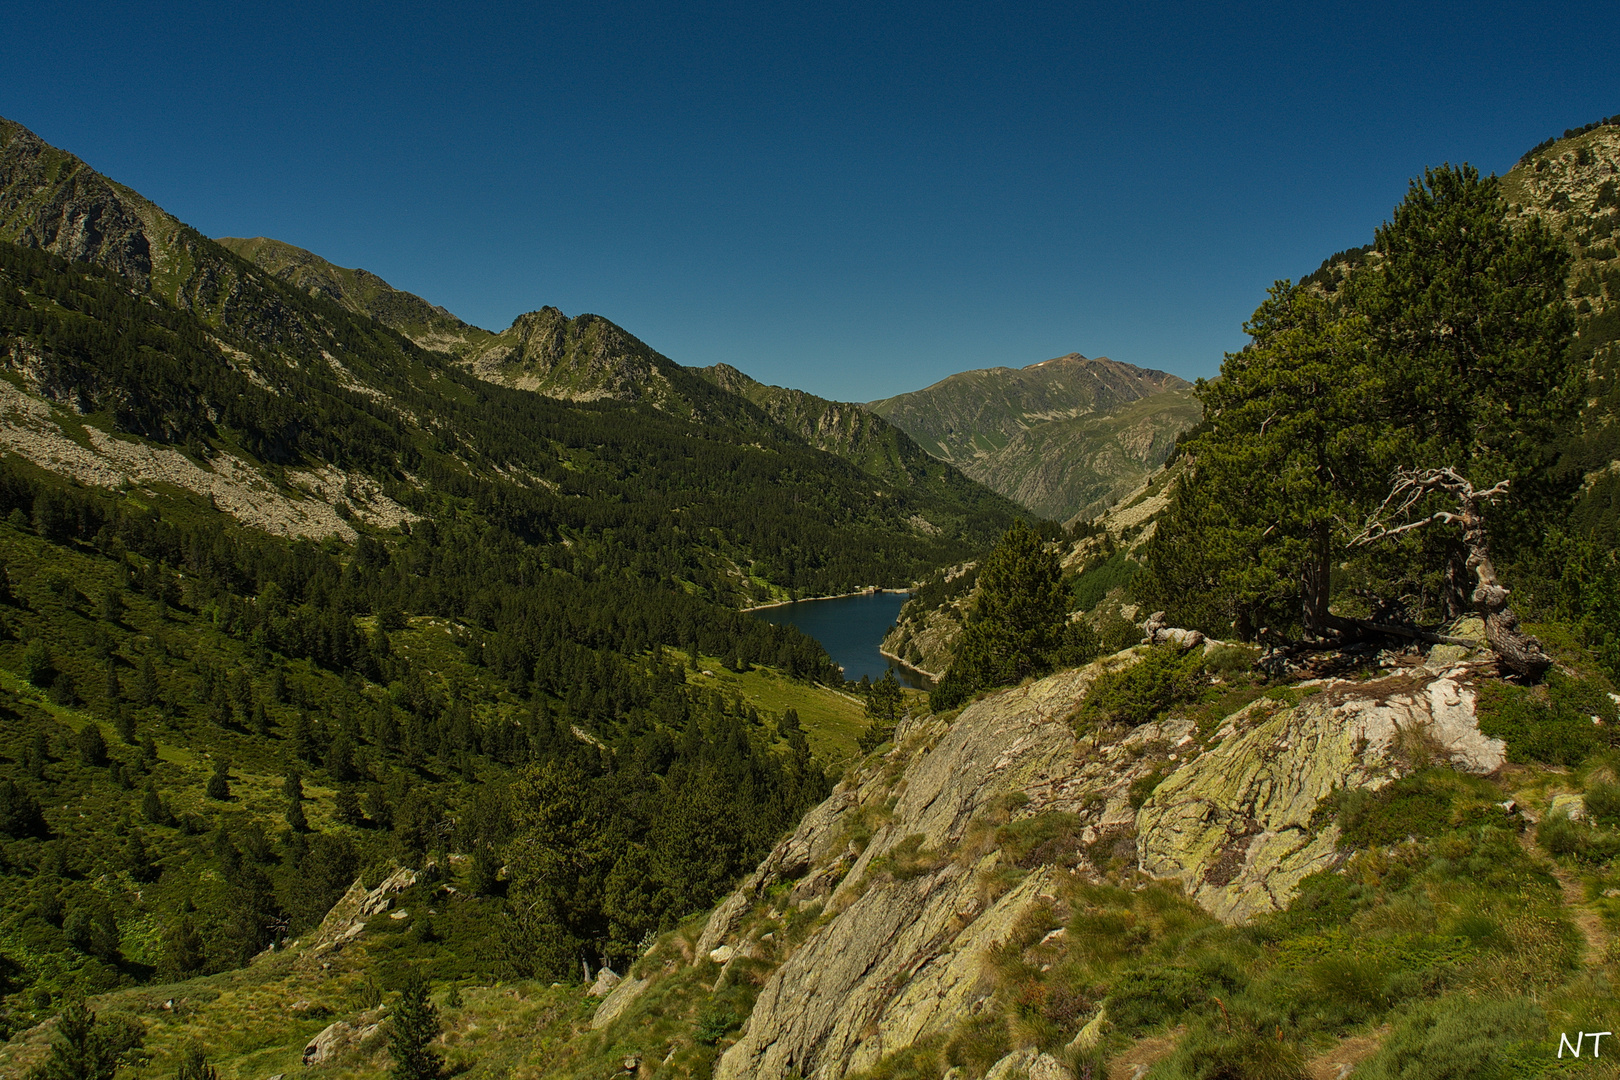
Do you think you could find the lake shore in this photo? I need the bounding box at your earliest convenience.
[878,647,943,683]
[739,587,910,614]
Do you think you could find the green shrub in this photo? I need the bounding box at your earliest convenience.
[1071,550,1138,613]
[1263,871,1369,934]
[1476,672,1616,766]
[1075,647,1205,731]
[1203,644,1258,675]
[1094,606,1142,654]
[1155,1023,1307,1080]
[21,639,56,687]
[1584,779,1620,826]
[1106,965,1208,1033]
[1333,773,1454,847]
[996,813,1086,869]
[1536,813,1620,863]
[695,1004,740,1045]
[943,1012,1009,1076]
[1353,996,1547,1080]
[1127,767,1168,809]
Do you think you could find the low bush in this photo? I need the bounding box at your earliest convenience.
[1476,671,1617,766]
[1071,550,1137,613]
[1536,813,1620,863]
[1075,647,1205,732]
[1352,995,1547,1080]
[1107,965,1209,1033]
[1584,779,1620,826]
[1155,1022,1307,1080]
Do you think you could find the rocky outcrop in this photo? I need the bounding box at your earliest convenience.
[699,651,1507,1079]
[300,867,418,958]
[301,1013,384,1067]
[710,655,1165,1080]
[1137,668,1504,923]
[467,307,681,405]
[0,117,169,290]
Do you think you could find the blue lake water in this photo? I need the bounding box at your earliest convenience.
[752,592,930,689]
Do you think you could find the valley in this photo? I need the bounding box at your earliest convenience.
[0,108,1619,1080]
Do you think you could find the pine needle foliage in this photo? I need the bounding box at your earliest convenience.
[387,972,445,1080]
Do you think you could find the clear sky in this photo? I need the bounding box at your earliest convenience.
[4,1,1617,401]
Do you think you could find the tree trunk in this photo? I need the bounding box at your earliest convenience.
[1300,523,1334,638]
[1354,467,1551,681]
[1460,505,1551,680]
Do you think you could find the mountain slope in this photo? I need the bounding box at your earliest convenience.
[1500,121,1620,546]
[695,363,1022,519]
[0,113,1041,1042]
[868,354,1200,522]
[0,115,1022,596]
[215,235,486,353]
[218,234,766,424]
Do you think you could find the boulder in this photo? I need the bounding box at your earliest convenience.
[302,1021,362,1067]
[591,974,652,1030]
[587,966,621,997]
[1551,793,1587,822]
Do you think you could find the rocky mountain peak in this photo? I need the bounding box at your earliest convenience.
[0,115,176,292]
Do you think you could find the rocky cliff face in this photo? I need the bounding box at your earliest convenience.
[0,118,173,291]
[666,646,1508,1080]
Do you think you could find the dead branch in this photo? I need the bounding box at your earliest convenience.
[1352,467,1549,680]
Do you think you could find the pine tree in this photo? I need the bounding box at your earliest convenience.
[76,724,110,767]
[135,656,161,707]
[156,915,206,982]
[1140,164,1574,639]
[115,703,137,745]
[387,973,444,1080]
[932,521,1095,709]
[334,785,364,826]
[142,782,169,825]
[24,999,143,1080]
[286,797,309,834]
[205,760,231,801]
[122,830,158,883]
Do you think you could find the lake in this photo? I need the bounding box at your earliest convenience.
[751,591,930,689]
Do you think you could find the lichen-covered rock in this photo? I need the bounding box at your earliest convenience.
[1550,793,1587,822]
[302,867,418,958]
[587,966,621,997]
[1136,671,1504,923]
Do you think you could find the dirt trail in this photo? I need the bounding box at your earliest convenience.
[1304,1029,1387,1079]
[1520,832,1610,964]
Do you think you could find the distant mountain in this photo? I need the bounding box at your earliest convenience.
[694,363,1009,514]
[217,235,750,420]
[867,354,1200,523]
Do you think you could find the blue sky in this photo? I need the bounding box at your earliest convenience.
[4,1,1617,401]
